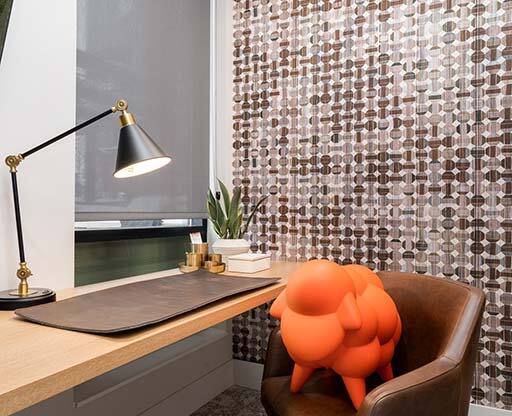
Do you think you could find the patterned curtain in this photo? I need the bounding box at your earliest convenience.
[232,0,511,409]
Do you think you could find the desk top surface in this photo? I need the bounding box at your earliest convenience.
[0,261,299,416]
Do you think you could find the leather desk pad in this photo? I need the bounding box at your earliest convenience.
[14,269,281,334]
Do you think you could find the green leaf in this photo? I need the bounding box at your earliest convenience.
[227,187,242,237]
[207,191,218,225]
[233,212,244,238]
[207,201,217,225]
[207,190,217,213]
[208,189,228,238]
[229,187,241,220]
[211,221,222,237]
[207,189,215,205]
[220,220,229,239]
[215,199,226,230]
[218,179,231,219]
[241,195,268,235]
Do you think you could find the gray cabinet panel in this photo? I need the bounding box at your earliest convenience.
[15,326,233,416]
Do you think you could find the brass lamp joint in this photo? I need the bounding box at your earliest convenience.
[16,262,32,297]
[5,154,24,173]
[111,98,129,113]
[119,111,136,127]
[111,99,135,127]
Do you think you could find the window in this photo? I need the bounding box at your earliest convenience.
[75,1,210,285]
[76,0,210,221]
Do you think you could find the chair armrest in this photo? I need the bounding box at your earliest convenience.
[262,328,294,380]
[358,357,461,416]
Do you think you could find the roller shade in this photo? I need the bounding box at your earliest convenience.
[75,0,209,221]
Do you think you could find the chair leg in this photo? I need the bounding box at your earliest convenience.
[342,376,366,410]
[377,363,394,381]
[290,364,314,393]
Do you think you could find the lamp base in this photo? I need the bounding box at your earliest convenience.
[0,288,56,310]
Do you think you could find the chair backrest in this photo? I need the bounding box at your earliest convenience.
[377,271,485,406]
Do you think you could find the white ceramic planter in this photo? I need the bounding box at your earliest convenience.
[212,238,250,257]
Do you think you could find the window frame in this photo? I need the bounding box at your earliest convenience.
[75,218,208,243]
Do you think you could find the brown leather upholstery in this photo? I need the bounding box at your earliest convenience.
[261,271,486,416]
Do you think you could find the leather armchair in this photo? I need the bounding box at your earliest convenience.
[261,271,486,416]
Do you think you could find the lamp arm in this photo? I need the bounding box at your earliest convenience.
[4,108,114,171]
[5,99,129,169]
[3,99,128,295]
[21,108,114,159]
[9,170,30,294]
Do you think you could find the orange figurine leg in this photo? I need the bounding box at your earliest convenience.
[342,376,366,410]
[377,363,394,381]
[290,364,314,393]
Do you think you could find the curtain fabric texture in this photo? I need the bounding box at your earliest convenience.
[76,0,209,220]
[232,0,511,409]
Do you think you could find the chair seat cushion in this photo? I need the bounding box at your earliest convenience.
[261,369,383,416]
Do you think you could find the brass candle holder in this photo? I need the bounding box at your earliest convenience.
[209,253,222,264]
[192,243,209,263]
[178,243,226,274]
[186,252,203,267]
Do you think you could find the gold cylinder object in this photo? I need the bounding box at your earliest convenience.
[208,263,226,273]
[192,243,209,264]
[209,253,222,264]
[119,111,136,127]
[204,260,218,269]
[186,252,203,267]
[178,262,199,273]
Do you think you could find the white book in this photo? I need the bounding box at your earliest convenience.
[227,253,271,274]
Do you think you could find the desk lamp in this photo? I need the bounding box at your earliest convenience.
[0,99,171,310]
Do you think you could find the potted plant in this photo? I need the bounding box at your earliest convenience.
[207,179,268,257]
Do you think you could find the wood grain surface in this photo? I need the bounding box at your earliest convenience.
[0,261,299,416]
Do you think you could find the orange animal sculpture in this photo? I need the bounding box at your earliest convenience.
[270,260,402,410]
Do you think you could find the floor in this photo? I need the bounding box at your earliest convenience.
[191,385,265,416]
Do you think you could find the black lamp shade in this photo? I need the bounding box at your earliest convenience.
[114,124,171,178]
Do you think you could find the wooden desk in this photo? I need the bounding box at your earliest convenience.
[0,261,299,416]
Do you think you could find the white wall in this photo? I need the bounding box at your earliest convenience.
[212,0,234,188]
[0,0,76,291]
[208,0,234,244]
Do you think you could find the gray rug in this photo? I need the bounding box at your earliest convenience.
[191,386,265,416]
